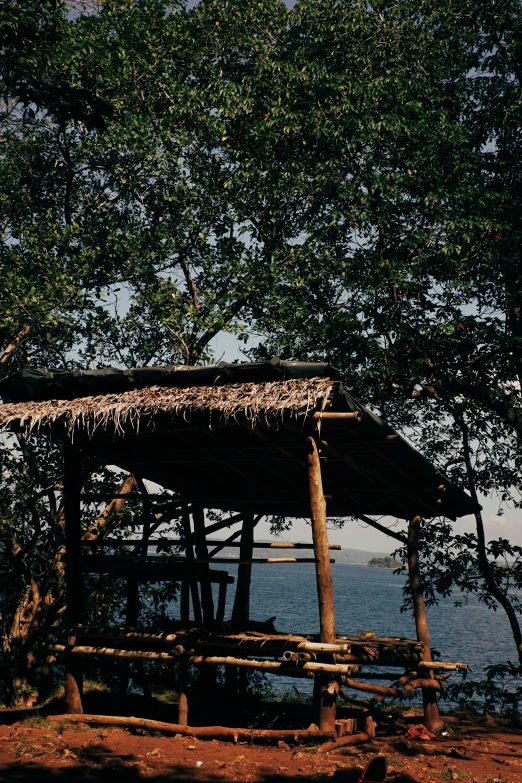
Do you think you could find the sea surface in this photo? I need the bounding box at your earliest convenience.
[175,563,517,697]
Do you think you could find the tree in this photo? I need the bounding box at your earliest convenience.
[239,0,522,661]
[0,0,304,703]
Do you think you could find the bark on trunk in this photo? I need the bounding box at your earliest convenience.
[460,418,522,665]
[407,515,442,732]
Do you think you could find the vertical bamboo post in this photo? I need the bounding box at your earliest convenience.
[180,579,190,623]
[192,505,217,713]
[192,505,215,626]
[120,489,150,700]
[181,504,202,625]
[63,441,84,714]
[232,513,254,629]
[407,515,443,732]
[307,436,336,732]
[216,579,227,624]
[232,513,255,702]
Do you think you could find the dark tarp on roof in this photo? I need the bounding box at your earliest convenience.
[0,358,338,403]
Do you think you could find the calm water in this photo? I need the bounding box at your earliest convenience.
[175,563,517,695]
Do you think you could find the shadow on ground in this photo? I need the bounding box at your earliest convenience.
[0,760,421,783]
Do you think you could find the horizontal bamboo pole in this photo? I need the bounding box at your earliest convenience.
[49,645,351,677]
[313,411,362,422]
[48,644,176,662]
[47,715,335,744]
[199,557,334,564]
[297,641,351,653]
[333,653,421,666]
[47,645,453,692]
[187,654,388,678]
[82,556,333,565]
[79,494,171,501]
[81,539,341,550]
[50,635,464,671]
[340,676,443,699]
[73,629,178,643]
[416,660,468,672]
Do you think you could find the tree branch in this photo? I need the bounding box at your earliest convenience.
[0,325,30,365]
[190,297,247,363]
[418,378,522,438]
[354,514,407,544]
[179,254,200,311]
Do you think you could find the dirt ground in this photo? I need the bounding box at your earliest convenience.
[0,719,521,783]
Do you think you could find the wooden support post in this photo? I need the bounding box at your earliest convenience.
[216,580,227,624]
[180,580,190,623]
[120,487,150,701]
[231,513,254,630]
[181,504,202,626]
[192,506,214,627]
[192,505,217,713]
[407,515,443,732]
[63,442,84,714]
[119,575,139,702]
[232,513,255,702]
[307,436,336,732]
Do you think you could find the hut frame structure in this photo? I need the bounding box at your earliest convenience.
[0,359,477,737]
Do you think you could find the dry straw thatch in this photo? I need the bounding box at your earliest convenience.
[0,377,337,439]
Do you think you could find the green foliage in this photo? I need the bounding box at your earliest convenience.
[448,661,522,720]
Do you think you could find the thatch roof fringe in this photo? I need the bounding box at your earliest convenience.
[0,377,337,438]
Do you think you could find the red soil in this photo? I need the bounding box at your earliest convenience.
[0,719,521,782]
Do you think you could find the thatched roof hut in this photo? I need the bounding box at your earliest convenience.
[0,359,475,732]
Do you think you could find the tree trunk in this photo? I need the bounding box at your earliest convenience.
[63,442,84,714]
[459,417,522,666]
[407,515,442,732]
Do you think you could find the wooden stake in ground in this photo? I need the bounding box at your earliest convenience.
[177,662,189,726]
[63,441,84,714]
[307,435,336,732]
[407,515,443,732]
